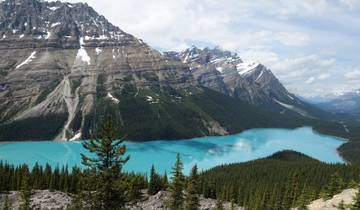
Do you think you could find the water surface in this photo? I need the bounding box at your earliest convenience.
[0,127,345,174]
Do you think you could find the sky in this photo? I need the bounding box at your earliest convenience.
[57,0,360,98]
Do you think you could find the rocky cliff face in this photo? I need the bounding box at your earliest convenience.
[166,47,327,119]
[0,0,202,141]
[0,0,332,142]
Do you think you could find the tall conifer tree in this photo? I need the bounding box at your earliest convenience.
[184,165,200,210]
[169,153,184,210]
[81,116,129,210]
[148,165,161,195]
[19,165,31,210]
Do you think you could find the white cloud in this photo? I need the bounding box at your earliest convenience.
[345,70,360,80]
[240,50,279,65]
[274,32,310,46]
[305,77,315,84]
[318,73,330,80]
[340,0,360,10]
[267,54,360,97]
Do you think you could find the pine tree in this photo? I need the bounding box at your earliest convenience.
[229,199,236,210]
[49,174,55,192]
[282,173,299,209]
[128,176,143,200]
[349,180,359,189]
[51,166,60,191]
[19,165,31,210]
[44,164,52,190]
[350,189,360,210]
[169,153,184,210]
[2,194,10,210]
[296,184,312,210]
[148,165,161,195]
[31,162,41,189]
[323,173,345,199]
[162,171,169,190]
[184,165,200,210]
[70,166,80,194]
[81,116,130,210]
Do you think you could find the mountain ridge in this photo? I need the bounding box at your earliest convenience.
[0,0,346,142]
[315,89,360,115]
[165,46,331,119]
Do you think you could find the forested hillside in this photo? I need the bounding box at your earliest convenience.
[1,150,359,210]
[199,151,360,210]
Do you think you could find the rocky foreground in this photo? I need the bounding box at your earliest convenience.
[1,189,357,210]
[305,189,358,210]
[126,191,243,210]
[0,190,72,210]
[0,190,242,210]
[294,188,359,210]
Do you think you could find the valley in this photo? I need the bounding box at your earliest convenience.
[0,1,359,209]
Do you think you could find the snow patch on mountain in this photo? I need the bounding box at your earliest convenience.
[45,31,51,39]
[48,6,60,11]
[84,35,109,40]
[146,95,159,104]
[287,94,295,100]
[255,70,264,82]
[16,51,37,69]
[211,58,226,64]
[95,48,102,55]
[274,99,312,118]
[236,62,260,76]
[51,22,61,28]
[76,37,91,65]
[182,51,199,63]
[216,67,224,73]
[69,132,81,141]
[107,92,120,104]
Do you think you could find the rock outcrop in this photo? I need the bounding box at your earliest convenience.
[0,190,242,210]
[0,190,72,210]
[129,191,243,210]
[294,188,359,210]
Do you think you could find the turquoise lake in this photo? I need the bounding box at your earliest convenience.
[0,127,345,174]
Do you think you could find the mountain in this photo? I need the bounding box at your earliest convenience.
[165,47,329,119]
[0,0,318,141]
[316,89,360,115]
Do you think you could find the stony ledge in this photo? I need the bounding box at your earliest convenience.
[0,190,243,210]
[0,189,358,210]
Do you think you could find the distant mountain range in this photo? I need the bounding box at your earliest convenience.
[0,0,341,141]
[315,89,360,115]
